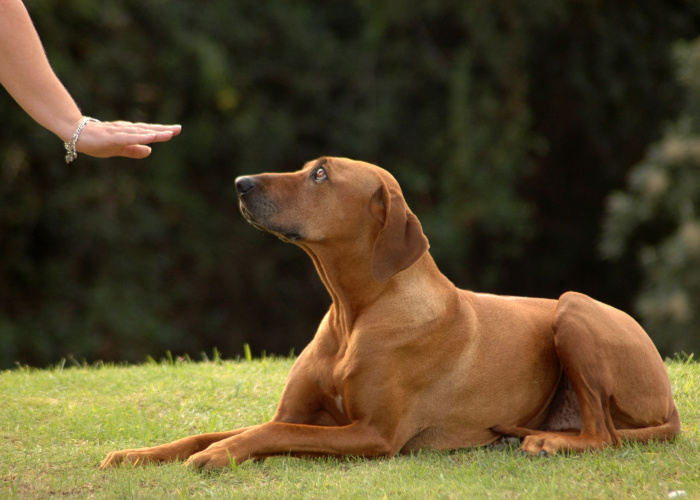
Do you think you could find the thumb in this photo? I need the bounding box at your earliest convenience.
[119,145,153,159]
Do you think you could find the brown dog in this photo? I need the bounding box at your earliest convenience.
[100,157,680,469]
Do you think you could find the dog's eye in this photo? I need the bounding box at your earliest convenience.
[312,167,327,182]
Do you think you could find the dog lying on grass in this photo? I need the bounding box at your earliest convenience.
[101,157,679,469]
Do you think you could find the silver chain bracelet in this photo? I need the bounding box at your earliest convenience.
[64,116,100,164]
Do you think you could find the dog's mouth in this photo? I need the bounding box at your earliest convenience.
[278,232,302,242]
[240,204,267,232]
[239,203,302,242]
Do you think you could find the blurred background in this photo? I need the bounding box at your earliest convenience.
[2,1,700,369]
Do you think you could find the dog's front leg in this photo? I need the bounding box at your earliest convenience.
[99,426,259,469]
[185,421,393,468]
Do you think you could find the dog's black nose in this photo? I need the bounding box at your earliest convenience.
[235,176,256,196]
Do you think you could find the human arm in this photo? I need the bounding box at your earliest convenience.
[0,0,180,160]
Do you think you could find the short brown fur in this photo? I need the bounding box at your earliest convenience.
[101,157,679,469]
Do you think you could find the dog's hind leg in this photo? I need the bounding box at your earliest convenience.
[515,292,679,456]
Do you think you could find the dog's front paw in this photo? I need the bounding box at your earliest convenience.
[185,448,236,469]
[99,448,160,469]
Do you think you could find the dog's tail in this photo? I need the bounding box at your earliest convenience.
[491,403,681,444]
[616,404,681,443]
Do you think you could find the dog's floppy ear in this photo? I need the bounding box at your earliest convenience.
[371,183,430,282]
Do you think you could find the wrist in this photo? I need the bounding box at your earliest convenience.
[64,116,99,163]
[56,114,87,143]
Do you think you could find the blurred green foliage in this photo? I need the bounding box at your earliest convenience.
[1,1,699,367]
[602,38,700,356]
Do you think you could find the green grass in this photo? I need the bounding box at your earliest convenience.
[1,354,698,499]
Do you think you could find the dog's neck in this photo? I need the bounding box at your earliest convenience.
[300,244,451,337]
[301,244,379,327]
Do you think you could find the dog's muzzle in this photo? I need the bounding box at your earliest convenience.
[235,175,265,229]
[235,175,302,242]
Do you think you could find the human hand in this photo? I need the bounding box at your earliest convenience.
[73,120,182,159]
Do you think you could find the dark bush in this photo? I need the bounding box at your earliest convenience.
[1,1,698,367]
[601,38,700,356]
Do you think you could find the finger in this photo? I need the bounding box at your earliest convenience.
[138,124,182,135]
[125,124,181,136]
[118,144,153,159]
[112,131,175,145]
[107,121,182,135]
[146,130,178,143]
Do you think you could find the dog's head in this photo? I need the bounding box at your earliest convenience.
[236,157,429,282]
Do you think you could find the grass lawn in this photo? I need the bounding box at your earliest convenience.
[1,353,698,499]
